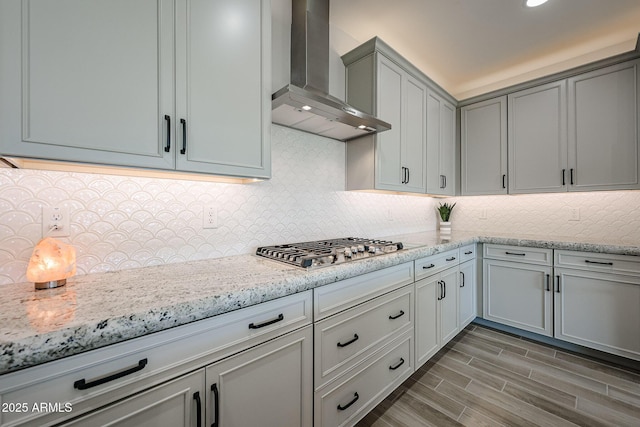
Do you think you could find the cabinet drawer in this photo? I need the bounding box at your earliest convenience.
[313,262,414,321]
[0,291,312,427]
[314,285,413,388]
[555,250,640,276]
[415,248,459,281]
[314,331,414,427]
[484,244,552,266]
[459,244,477,263]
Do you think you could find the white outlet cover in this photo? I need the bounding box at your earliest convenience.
[203,205,218,229]
[42,206,70,237]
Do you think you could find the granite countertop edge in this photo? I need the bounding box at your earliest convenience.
[2,231,639,375]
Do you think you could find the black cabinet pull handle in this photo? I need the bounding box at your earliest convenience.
[74,358,147,390]
[423,263,435,269]
[211,383,219,427]
[502,174,506,189]
[407,167,410,184]
[440,174,445,189]
[248,313,284,329]
[193,391,202,427]
[389,358,405,371]
[464,251,473,255]
[337,392,359,411]
[442,280,446,299]
[389,310,405,320]
[460,271,465,287]
[337,334,359,348]
[446,256,456,262]
[570,168,574,185]
[164,115,171,152]
[555,275,561,293]
[505,251,526,256]
[437,281,443,300]
[585,260,614,266]
[545,274,550,292]
[443,175,447,188]
[180,118,187,155]
[562,169,566,186]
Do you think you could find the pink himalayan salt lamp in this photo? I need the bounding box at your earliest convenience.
[26,237,76,290]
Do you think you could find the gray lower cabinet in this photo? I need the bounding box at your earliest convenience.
[460,96,508,196]
[483,245,553,337]
[458,259,477,330]
[0,0,270,179]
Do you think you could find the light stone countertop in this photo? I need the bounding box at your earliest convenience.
[1,230,639,375]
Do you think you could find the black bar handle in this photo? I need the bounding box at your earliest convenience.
[505,251,526,256]
[74,358,147,390]
[407,167,410,184]
[442,280,446,299]
[446,256,456,262]
[423,263,435,269]
[502,174,506,189]
[180,118,187,155]
[585,260,614,266]
[443,175,447,188]
[248,313,284,329]
[211,383,219,427]
[164,115,171,152]
[570,168,574,185]
[337,334,359,348]
[545,274,550,292]
[562,169,566,186]
[437,281,443,301]
[337,392,359,411]
[555,275,561,293]
[460,271,465,288]
[464,251,473,255]
[389,358,405,371]
[193,391,202,427]
[389,310,405,320]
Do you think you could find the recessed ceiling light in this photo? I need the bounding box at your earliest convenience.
[301,105,312,111]
[526,0,548,7]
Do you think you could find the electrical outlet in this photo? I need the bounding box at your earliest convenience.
[569,207,580,221]
[203,205,218,229]
[479,208,488,220]
[42,206,70,237]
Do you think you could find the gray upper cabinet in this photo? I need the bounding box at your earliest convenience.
[508,81,567,194]
[426,91,456,196]
[460,97,508,195]
[0,0,270,179]
[568,59,640,191]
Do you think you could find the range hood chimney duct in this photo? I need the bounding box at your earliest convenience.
[271,0,391,141]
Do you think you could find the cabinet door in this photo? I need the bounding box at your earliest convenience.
[415,275,439,368]
[460,97,508,195]
[402,75,427,192]
[555,268,640,361]
[459,260,476,329]
[206,326,313,427]
[568,59,640,191]
[174,0,270,178]
[63,370,205,427]
[375,56,404,191]
[483,259,553,336]
[508,81,567,193]
[426,92,456,195]
[0,0,175,169]
[439,267,459,346]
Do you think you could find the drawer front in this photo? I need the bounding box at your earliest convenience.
[484,244,552,266]
[459,244,477,263]
[0,291,312,427]
[555,250,640,276]
[314,331,414,427]
[313,262,414,321]
[314,285,413,388]
[415,248,460,281]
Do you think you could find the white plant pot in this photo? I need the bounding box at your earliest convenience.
[439,221,451,234]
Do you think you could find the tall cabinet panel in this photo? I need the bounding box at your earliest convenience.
[508,81,567,193]
[426,91,456,196]
[0,0,175,169]
[460,97,508,195]
[568,59,640,191]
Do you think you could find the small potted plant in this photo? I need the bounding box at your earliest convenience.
[436,202,456,234]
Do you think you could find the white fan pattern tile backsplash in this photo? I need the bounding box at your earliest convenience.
[0,126,435,285]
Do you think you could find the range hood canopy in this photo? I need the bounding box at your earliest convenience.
[271,0,391,141]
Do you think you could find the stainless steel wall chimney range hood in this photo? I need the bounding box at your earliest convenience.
[271,0,391,141]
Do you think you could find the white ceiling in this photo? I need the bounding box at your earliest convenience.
[330,0,640,100]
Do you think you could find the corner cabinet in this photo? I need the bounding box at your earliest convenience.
[460,96,508,195]
[0,0,271,179]
[426,91,456,196]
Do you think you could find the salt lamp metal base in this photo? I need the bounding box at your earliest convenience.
[35,279,67,290]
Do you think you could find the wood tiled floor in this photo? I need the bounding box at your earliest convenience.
[356,324,640,427]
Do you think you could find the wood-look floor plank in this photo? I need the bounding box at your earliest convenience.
[577,396,640,427]
[464,329,529,356]
[383,391,465,427]
[609,385,640,407]
[438,354,507,392]
[404,376,466,420]
[458,407,507,427]
[453,341,533,377]
[468,325,557,357]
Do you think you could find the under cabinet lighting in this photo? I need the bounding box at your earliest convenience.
[526,0,548,7]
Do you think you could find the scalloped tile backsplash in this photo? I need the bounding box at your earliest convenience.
[0,126,436,285]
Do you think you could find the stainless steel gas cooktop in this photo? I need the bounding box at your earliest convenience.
[256,237,404,268]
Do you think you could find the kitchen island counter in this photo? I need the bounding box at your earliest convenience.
[2,230,639,374]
